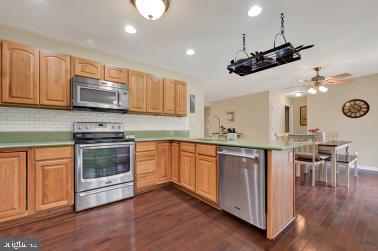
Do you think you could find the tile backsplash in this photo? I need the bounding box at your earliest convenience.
[0,107,189,132]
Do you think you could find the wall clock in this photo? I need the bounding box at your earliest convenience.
[342,99,370,118]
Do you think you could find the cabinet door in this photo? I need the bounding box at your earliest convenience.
[146,75,164,114]
[176,81,187,116]
[104,65,128,84]
[39,50,71,107]
[0,152,27,221]
[1,41,39,105]
[171,143,180,183]
[73,57,104,79]
[157,143,171,182]
[196,155,217,203]
[163,78,176,114]
[179,151,196,191]
[35,158,73,212]
[129,70,147,112]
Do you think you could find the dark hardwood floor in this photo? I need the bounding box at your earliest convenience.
[1,170,377,251]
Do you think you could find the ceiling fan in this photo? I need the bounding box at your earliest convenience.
[287,67,352,95]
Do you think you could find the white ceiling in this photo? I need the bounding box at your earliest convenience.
[0,0,377,104]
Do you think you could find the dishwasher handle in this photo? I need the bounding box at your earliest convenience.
[218,151,259,160]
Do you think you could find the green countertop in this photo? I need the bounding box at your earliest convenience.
[0,141,75,149]
[135,137,307,151]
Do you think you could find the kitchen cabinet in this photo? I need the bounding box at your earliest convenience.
[176,81,187,116]
[146,75,164,114]
[135,142,157,191]
[0,152,27,222]
[34,146,73,212]
[39,50,71,107]
[157,143,171,182]
[179,150,196,192]
[195,153,217,203]
[171,143,180,183]
[104,65,128,84]
[163,78,176,114]
[73,57,104,79]
[1,41,39,105]
[129,70,147,112]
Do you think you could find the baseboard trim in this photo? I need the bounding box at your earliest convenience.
[358,165,378,172]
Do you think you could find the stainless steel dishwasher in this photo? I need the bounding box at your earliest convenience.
[218,146,266,229]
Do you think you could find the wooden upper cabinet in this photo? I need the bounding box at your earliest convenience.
[35,146,73,212]
[179,151,196,192]
[176,81,187,116]
[104,65,129,84]
[157,143,171,182]
[129,70,147,112]
[39,50,71,107]
[73,57,104,79]
[163,78,176,114]
[0,152,27,222]
[1,41,39,105]
[171,143,180,183]
[146,74,164,114]
[196,154,217,203]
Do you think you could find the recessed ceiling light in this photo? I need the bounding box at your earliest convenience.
[125,25,137,34]
[186,49,195,56]
[248,5,262,17]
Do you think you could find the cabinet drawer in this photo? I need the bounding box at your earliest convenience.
[180,143,196,153]
[196,144,217,157]
[136,142,156,152]
[136,173,157,189]
[35,146,73,161]
[136,160,156,175]
[136,151,156,162]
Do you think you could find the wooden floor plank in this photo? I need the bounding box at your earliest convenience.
[0,171,377,250]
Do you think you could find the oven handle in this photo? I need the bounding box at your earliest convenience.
[78,182,134,197]
[78,142,135,149]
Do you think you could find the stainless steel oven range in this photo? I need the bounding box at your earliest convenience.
[74,122,135,212]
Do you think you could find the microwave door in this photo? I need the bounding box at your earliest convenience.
[76,85,119,109]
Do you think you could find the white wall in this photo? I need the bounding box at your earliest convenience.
[0,25,204,137]
[210,91,270,141]
[308,74,378,168]
[290,96,308,134]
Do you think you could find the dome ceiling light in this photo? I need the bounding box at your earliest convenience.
[131,0,170,21]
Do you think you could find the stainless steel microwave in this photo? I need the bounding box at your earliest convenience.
[72,76,129,113]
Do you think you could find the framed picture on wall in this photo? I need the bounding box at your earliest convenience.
[300,106,307,126]
[225,111,235,122]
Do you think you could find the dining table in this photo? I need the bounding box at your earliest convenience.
[318,140,352,187]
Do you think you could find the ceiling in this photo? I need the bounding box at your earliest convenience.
[0,0,377,104]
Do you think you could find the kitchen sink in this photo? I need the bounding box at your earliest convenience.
[194,138,227,142]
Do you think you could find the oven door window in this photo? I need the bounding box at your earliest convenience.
[79,87,118,105]
[82,146,130,179]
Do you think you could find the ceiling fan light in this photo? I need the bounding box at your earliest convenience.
[319,85,328,93]
[295,92,303,97]
[308,87,317,94]
[132,0,168,21]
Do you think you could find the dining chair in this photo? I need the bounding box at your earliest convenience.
[275,132,289,142]
[324,152,358,188]
[289,135,329,187]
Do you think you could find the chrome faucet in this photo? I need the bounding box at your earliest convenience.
[209,115,221,138]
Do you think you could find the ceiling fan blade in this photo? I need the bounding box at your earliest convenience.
[329,73,352,79]
[325,80,352,85]
[285,85,306,90]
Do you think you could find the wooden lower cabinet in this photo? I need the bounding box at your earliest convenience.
[135,142,158,192]
[157,143,171,182]
[179,151,196,192]
[0,152,27,222]
[195,154,217,203]
[171,143,180,183]
[35,158,73,212]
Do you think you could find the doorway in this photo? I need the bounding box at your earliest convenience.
[285,106,290,133]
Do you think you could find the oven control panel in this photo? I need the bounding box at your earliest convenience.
[74,122,124,133]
